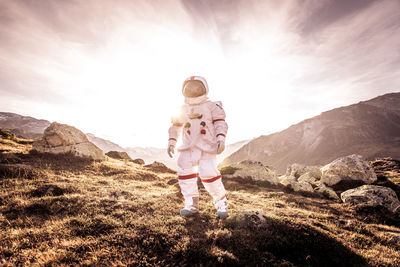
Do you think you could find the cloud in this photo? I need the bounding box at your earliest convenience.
[292,0,400,100]
[295,0,379,36]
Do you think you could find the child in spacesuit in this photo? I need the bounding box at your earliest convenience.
[167,76,229,218]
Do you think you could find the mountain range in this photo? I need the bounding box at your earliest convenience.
[2,92,399,172]
[0,112,51,139]
[0,112,247,169]
[221,92,400,173]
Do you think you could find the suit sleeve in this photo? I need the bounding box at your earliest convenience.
[211,101,228,142]
[168,107,184,147]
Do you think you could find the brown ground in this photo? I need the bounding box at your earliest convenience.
[1,133,400,266]
[371,158,400,184]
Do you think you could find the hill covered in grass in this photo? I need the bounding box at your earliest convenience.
[1,135,400,266]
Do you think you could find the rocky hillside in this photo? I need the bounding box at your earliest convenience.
[86,133,126,153]
[222,92,400,173]
[217,139,250,163]
[0,112,50,139]
[1,131,400,266]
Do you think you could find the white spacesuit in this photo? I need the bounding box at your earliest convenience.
[168,76,229,218]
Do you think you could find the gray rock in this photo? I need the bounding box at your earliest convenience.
[314,183,340,200]
[341,185,400,213]
[290,181,314,193]
[285,163,306,178]
[278,175,296,187]
[286,164,322,179]
[222,160,279,185]
[321,154,377,186]
[225,210,270,229]
[33,122,105,161]
[298,171,320,185]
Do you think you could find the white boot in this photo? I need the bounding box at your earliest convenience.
[180,196,199,217]
[215,197,228,219]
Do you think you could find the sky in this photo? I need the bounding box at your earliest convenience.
[0,0,399,148]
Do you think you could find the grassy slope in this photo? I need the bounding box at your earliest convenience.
[1,137,400,266]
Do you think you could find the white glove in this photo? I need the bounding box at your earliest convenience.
[168,144,175,158]
[217,140,225,154]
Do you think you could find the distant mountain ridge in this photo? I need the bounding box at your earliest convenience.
[221,92,400,173]
[0,112,248,169]
[0,112,50,139]
[86,133,126,153]
[217,139,251,163]
[86,134,179,168]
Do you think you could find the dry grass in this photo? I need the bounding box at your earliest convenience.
[1,137,400,266]
[371,158,400,185]
[0,137,32,154]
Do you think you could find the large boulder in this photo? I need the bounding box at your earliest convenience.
[341,185,400,213]
[220,160,279,185]
[321,154,377,186]
[33,122,105,161]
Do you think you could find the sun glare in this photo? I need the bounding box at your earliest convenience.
[23,9,310,148]
[62,27,230,147]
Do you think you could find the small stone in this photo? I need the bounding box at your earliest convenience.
[314,184,340,200]
[290,181,314,193]
[278,175,296,187]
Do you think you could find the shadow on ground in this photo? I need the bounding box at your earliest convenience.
[178,212,368,266]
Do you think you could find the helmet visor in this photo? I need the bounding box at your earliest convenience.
[183,80,207,98]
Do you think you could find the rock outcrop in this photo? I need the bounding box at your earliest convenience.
[33,122,105,161]
[341,185,400,213]
[277,155,378,200]
[218,154,399,207]
[106,151,132,160]
[321,154,377,186]
[285,164,322,180]
[220,160,279,185]
[278,163,328,195]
